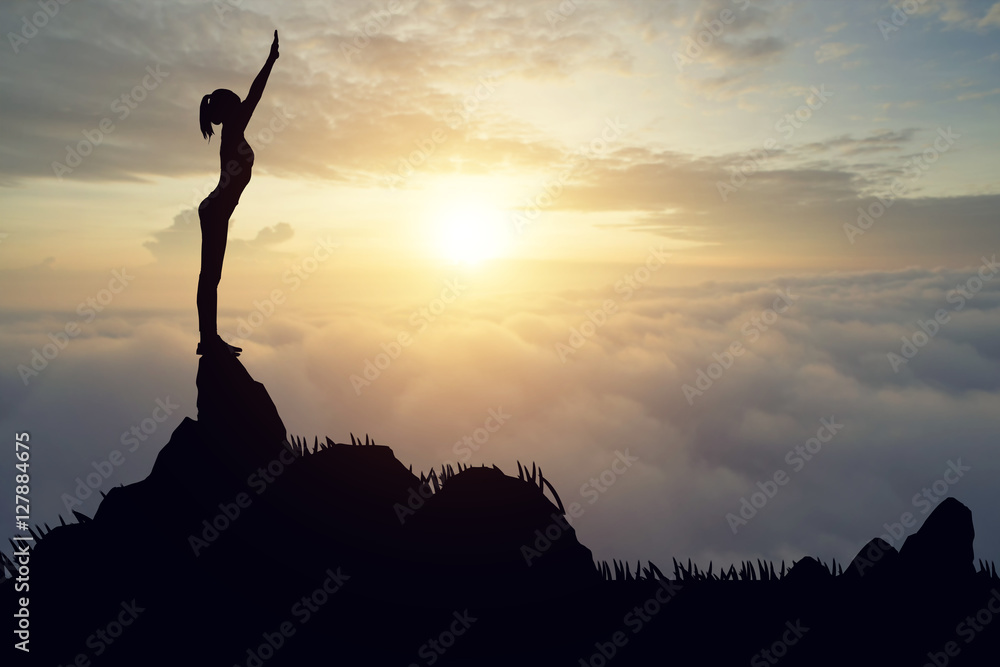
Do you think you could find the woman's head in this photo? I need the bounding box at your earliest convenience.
[199,89,241,140]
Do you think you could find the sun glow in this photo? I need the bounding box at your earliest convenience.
[436,200,510,265]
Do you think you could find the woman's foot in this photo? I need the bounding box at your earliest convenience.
[196,334,242,356]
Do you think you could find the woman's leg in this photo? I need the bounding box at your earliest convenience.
[197,200,229,340]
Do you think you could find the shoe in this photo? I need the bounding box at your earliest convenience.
[197,335,242,356]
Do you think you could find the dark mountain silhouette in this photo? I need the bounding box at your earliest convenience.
[4,355,999,665]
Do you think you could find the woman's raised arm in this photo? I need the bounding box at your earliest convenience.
[241,30,279,125]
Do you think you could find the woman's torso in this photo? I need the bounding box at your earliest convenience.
[219,128,254,190]
[199,110,255,216]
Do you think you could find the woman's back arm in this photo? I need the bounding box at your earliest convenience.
[240,31,279,126]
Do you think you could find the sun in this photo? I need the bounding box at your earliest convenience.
[436,200,510,265]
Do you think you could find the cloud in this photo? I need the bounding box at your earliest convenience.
[671,0,793,104]
[814,42,863,64]
[247,222,294,247]
[3,263,1000,569]
[142,209,295,264]
[979,2,1000,28]
[798,129,919,155]
[905,0,1000,32]
[710,35,787,67]
[957,86,1000,101]
[0,0,644,184]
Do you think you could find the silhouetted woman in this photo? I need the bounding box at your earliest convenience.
[196,30,279,355]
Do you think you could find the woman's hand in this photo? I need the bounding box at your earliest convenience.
[269,30,279,60]
[244,30,278,119]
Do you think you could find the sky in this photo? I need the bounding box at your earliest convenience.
[2,0,1000,573]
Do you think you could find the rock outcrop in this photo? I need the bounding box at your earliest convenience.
[3,356,998,666]
[900,496,976,581]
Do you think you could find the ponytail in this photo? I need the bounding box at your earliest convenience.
[199,94,213,141]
